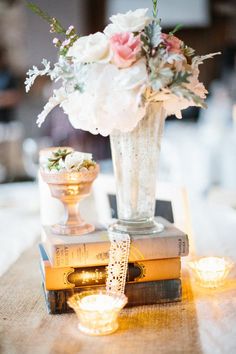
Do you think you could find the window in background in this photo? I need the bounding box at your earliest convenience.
[106,0,210,28]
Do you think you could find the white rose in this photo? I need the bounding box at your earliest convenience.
[67,32,112,63]
[104,8,151,36]
[64,152,84,171]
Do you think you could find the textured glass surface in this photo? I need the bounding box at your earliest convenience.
[40,165,99,235]
[68,290,127,336]
[110,103,166,234]
[189,257,234,288]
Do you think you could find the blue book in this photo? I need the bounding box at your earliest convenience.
[41,279,182,314]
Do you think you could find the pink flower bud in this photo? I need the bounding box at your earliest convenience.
[66,25,75,35]
[53,38,59,44]
[161,33,183,54]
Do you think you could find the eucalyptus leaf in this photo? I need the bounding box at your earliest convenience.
[144,21,162,49]
[171,71,191,86]
[171,86,207,108]
[150,66,173,91]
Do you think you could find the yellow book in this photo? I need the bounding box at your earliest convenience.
[39,244,181,290]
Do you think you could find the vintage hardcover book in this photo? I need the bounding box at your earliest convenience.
[42,279,182,314]
[39,244,181,290]
[42,217,188,268]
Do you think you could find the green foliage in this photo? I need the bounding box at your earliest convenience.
[169,24,183,36]
[151,67,173,90]
[171,85,207,109]
[47,148,71,171]
[74,83,84,92]
[142,21,162,51]
[149,56,173,90]
[152,0,158,18]
[26,2,66,34]
[170,71,207,108]
[171,71,191,86]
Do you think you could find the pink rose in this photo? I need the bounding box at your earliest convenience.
[110,32,141,68]
[161,33,183,54]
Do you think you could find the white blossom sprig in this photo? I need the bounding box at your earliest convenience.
[36,87,67,127]
[26,2,66,35]
[25,59,51,93]
[192,52,221,67]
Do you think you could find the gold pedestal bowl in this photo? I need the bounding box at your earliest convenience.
[41,165,99,236]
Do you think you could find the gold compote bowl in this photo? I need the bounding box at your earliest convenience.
[40,150,99,236]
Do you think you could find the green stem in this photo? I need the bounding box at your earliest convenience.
[152,0,158,18]
[26,1,66,34]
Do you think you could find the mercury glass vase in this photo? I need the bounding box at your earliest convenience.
[109,102,166,235]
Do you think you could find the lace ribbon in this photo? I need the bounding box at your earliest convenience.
[106,232,130,294]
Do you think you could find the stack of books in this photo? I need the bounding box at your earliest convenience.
[40,218,189,314]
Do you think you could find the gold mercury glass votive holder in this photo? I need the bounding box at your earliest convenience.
[67,290,128,336]
[40,164,99,236]
[189,257,234,288]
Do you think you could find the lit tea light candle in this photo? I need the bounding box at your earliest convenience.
[189,257,233,288]
[68,291,127,336]
[80,294,117,311]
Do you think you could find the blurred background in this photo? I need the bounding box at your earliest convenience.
[0,0,235,199]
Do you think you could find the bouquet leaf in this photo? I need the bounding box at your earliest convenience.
[169,24,183,36]
[171,85,207,109]
[149,57,173,90]
[144,21,162,49]
[171,71,191,86]
[152,0,158,19]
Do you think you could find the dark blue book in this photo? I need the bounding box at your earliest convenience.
[42,279,182,314]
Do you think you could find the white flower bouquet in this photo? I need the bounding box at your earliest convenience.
[25,1,220,136]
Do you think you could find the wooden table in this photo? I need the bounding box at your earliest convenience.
[0,244,236,354]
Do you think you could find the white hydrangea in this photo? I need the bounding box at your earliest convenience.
[61,60,147,136]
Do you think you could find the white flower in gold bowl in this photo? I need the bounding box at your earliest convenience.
[64,152,92,171]
[40,148,99,236]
